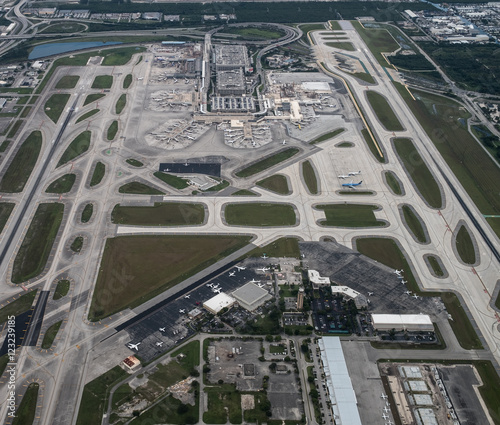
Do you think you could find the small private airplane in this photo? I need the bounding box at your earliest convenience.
[381,394,388,400]
[405,291,412,295]
[401,279,407,284]
[229,272,235,277]
[261,254,268,259]
[394,269,403,275]
[185,295,191,299]
[338,174,349,179]
[156,342,163,347]
[249,279,261,284]
[128,343,140,351]
[235,266,246,271]
[382,414,389,420]
[257,283,265,289]
[179,309,185,314]
[368,292,374,296]
[282,140,287,145]
[159,327,165,332]
[341,180,363,188]
[413,294,420,300]
[348,170,361,176]
[213,288,221,294]
[383,406,390,413]
[257,267,270,272]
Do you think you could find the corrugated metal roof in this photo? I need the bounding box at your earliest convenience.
[319,337,363,425]
[371,314,432,326]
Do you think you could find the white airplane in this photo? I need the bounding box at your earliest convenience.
[179,309,185,314]
[159,327,165,332]
[401,280,407,284]
[257,283,265,288]
[235,266,246,271]
[257,267,270,272]
[394,269,403,275]
[128,343,140,351]
[338,174,349,179]
[405,291,412,295]
[386,421,394,425]
[156,341,164,347]
[206,283,213,288]
[249,279,261,284]
[213,288,221,294]
[368,292,374,296]
[282,140,287,145]
[229,272,235,277]
[383,406,390,413]
[186,135,195,141]
[185,295,191,299]
[381,394,388,400]
[348,170,361,176]
[382,414,389,420]
[261,254,268,259]
[413,294,420,300]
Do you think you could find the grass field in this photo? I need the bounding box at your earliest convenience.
[53,279,70,300]
[352,21,399,68]
[107,120,118,140]
[317,204,385,227]
[118,182,164,195]
[393,138,442,208]
[21,106,31,118]
[394,83,500,220]
[224,26,285,40]
[40,22,86,33]
[126,158,143,167]
[71,236,84,253]
[204,384,242,424]
[91,75,113,89]
[401,205,428,243]
[231,189,258,196]
[309,128,344,145]
[101,46,145,66]
[76,366,127,425]
[0,130,42,193]
[123,74,132,89]
[6,120,22,138]
[302,160,318,194]
[236,148,299,177]
[12,383,39,425]
[427,255,444,277]
[224,203,296,226]
[55,75,79,89]
[203,178,230,192]
[384,171,403,195]
[44,93,70,123]
[0,203,15,234]
[41,320,62,349]
[12,203,64,283]
[0,290,36,324]
[130,394,198,424]
[243,237,300,258]
[45,174,76,193]
[75,109,99,124]
[299,23,326,44]
[153,171,189,189]
[115,94,126,114]
[89,235,251,319]
[337,142,354,148]
[83,93,105,106]
[326,41,355,51]
[90,162,105,187]
[349,71,376,84]
[361,128,384,163]
[356,237,483,350]
[455,225,476,264]
[366,91,404,131]
[111,203,205,226]
[256,175,290,195]
[57,131,91,167]
[0,139,11,152]
[81,203,93,223]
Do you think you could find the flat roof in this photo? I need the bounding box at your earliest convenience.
[319,337,362,425]
[371,314,432,326]
[232,282,268,304]
[203,292,236,313]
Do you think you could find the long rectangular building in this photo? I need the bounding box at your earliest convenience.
[371,314,433,332]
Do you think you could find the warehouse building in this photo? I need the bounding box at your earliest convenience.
[371,314,433,332]
[232,282,272,311]
[203,293,237,314]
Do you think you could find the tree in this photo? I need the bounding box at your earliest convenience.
[269,362,277,372]
[177,404,189,414]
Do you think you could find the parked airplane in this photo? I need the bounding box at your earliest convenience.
[229,272,235,277]
[159,327,165,332]
[128,343,140,350]
[368,292,374,296]
[185,295,191,299]
[413,294,420,300]
[341,180,363,188]
[207,283,214,288]
[235,266,246,271]
[401,280,407,284]
[261,254,268,259]
[257,267,270,272]
[386,421,394,425]
[257,283,265,289]
[338,174,349,179]
[381,394,388,400]
[383,406,390,413]
[179,309,185,314]
[249,279,261,284]
[156,342,163,347]
[405,291,412,295]
[382,414,389,420]
[282,140,287,145]
[213,288,221,294]
[394,269,403,275]
[348,170,361,176]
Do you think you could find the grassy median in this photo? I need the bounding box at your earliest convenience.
[256,175,290,195]
[111,202,205,226]
[44,93,70,123]
[224,203,296,226]
[57,131,91,167]
[317,204,385,227]
[236,148,299,177]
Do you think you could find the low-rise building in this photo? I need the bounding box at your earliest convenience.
[371,314,434,332]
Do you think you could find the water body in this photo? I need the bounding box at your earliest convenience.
[29,41,122,60]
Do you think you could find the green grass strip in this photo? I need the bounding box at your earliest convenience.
[41,321,62,349]
[236,148,299,177]
[57,131,91,167]
[44,93,70,123]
